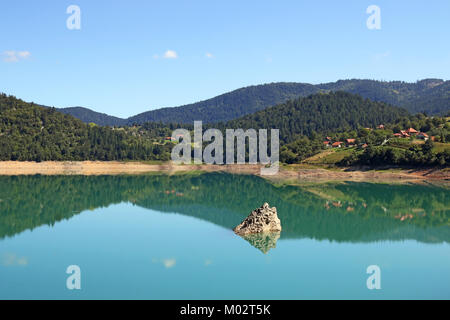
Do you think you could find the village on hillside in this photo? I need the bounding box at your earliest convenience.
[323,125,434,149]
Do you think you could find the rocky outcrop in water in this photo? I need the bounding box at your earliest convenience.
[234,203,282,235]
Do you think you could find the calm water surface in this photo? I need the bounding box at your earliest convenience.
[0,173,449,299]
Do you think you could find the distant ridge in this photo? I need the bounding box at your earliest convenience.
[127,82,318,125]
[38,79,450,125]
[57,107,126,126]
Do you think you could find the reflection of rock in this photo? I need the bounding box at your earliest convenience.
[241,232,281,254]
[234,203,282,235]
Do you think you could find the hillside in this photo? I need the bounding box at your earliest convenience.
[127,82,317,124]
[0,94,170,161]
[57,107,126,126]
[222,92,408,143]
[320,79,450,115]
[128,79,449,124]
[52,79,448,126]
[288,112,450,167]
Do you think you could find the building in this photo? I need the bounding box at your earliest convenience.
[417,132,429,140]
[332,142,343,148]
[406,128,418,135]
[346,139,356,147]
[400,130,410,138]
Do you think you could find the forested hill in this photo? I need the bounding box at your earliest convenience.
[57,107,126,126]
[222,92,408,143]
[0,94,170,161]
[54,79,448,125]
[127,79,449,124]
[320,79,449,115]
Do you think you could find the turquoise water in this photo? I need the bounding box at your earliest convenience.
[0,174,449,299]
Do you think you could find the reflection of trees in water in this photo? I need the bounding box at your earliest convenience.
[0,174,448,243]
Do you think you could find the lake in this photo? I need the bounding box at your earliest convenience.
[0,173,449,300]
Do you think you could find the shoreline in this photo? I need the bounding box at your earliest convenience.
[0,161,448,185]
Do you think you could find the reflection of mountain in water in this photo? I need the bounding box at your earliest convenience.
[240,232,281,254]
[0,174,448,243]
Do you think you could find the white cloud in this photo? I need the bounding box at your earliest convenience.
[17,51,31,59]
[163,50,178,59]
[205,52,214,59]
[3,51,31,63]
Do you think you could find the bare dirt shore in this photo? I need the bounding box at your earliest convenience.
[0,161,448,184]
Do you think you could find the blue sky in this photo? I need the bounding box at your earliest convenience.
[1,0,449,118]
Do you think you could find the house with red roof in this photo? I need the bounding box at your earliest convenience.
[346,139,356,147]
[406,128,418,135]
[417,132,429,140]
[400,130,410,138]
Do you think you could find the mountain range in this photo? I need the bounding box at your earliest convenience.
[54,79,449,126]
[0,91,408,161]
